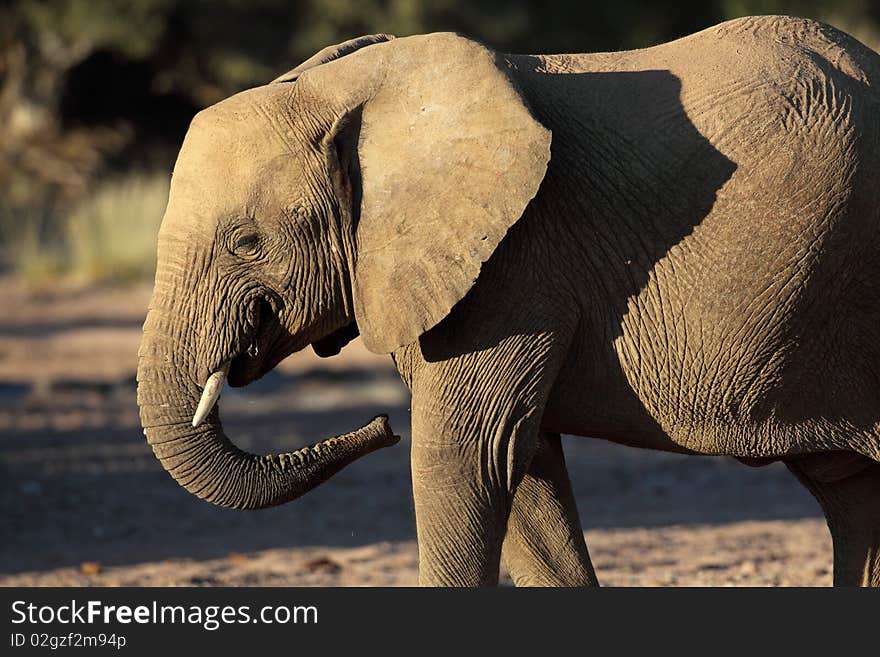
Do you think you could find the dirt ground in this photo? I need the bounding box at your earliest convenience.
[0,275,832,586]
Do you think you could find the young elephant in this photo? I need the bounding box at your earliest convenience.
[137,16,880,586]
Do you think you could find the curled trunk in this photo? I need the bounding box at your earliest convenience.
[137,305,398,510]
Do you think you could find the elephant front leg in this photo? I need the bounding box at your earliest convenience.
[787,454,880,587]
[501,432,598,587]
[410,406,541,587]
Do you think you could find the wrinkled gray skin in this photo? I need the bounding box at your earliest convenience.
[138,16,880,586]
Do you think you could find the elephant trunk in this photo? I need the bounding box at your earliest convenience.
[136,301,398,510]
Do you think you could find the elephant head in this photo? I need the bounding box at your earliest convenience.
[136,33,551,510]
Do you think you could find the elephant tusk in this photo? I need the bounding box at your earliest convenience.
[192,361,231,427]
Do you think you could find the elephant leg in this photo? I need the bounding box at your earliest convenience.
[410,404,541,586]
[403,263,575,586]
[501,432,598,586]
[786,453,880,587]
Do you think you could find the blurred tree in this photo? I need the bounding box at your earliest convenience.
[1,0,877,220]
[1,0,176,209]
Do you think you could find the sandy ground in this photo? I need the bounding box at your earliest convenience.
[0,276,832,586]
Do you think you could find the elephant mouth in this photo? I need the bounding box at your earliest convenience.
[190,300,363,429]
[228,296,286,387]
[226,300,360,388]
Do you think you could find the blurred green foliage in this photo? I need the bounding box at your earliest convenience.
[5,0,879,125]
[10,172,170,286]
[1,0,877,284]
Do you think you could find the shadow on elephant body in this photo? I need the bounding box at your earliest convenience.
[419,68,738,453]
[423,67,736,342]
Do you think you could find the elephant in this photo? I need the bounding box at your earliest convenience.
[137,15,880,587]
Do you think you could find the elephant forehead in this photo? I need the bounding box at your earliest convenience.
[166,112,312,224]
[176,114,289,182]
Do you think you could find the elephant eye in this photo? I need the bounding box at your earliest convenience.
[232,233,260,256]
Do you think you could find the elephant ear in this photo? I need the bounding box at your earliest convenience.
[271,34,395,84]
[305,33,552,354]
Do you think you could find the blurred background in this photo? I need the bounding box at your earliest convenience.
[1,0,875,586]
